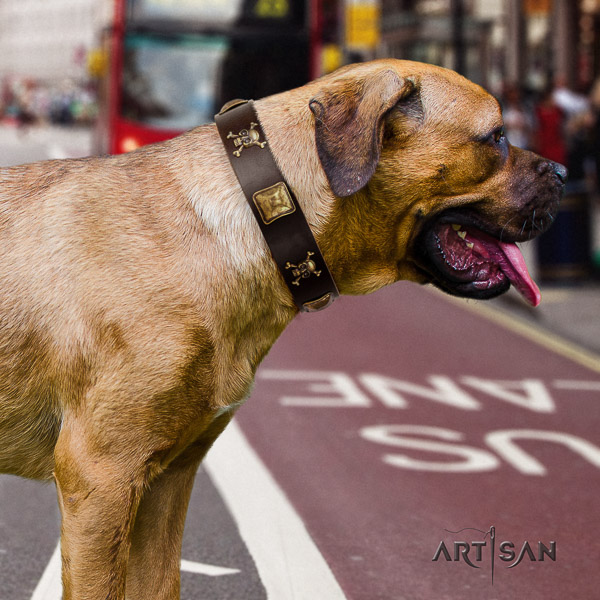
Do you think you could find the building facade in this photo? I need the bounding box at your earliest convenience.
[377,0,600,94]
[0,0,112,81]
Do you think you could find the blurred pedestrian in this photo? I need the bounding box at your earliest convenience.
[553,75,590,118]
[534,86,567,166]
[588,78,600,188]
[15,79,37,132]
[502,84,531,150]
[552,77,593,183]
[565,108,594,184]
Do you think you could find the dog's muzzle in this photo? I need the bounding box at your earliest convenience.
[415,159,567,306]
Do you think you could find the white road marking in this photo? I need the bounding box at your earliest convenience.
[30,543,240,600]
[553,380,600,391]
[30,542,61,600]
[180,559,239,576]
[204,419,347,600]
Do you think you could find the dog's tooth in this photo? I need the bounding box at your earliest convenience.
[466,242,474,249]
[452,224,461,231]
[458,231,467,240]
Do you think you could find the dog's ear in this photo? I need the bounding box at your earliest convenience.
[309,70,418,197]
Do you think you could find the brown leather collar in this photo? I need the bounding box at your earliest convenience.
[214,100,338,312]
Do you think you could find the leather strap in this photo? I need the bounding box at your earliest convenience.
[214,100,338,312]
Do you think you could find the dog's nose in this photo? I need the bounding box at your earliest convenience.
[536,160,568,184]
[552,162,568,184]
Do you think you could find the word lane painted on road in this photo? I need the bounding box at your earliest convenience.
[257,369,600,475]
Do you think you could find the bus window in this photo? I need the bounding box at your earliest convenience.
[122,35,228,129]
[121,33,310,131]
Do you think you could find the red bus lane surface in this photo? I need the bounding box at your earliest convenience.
[234,282,600,600]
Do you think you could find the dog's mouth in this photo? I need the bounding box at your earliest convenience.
[416,212,541,306]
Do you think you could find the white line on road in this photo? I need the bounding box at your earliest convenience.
[30,544,240,600]
[30,542,61,600]
[180,560,239,576]
[204,419,347,600]
[553,380,600,391]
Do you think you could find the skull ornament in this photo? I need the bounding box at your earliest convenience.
[227,122,267,157]
[285,252,322,286]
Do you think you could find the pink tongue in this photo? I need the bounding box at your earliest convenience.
[463,226,541,307]
[497,241,541,307]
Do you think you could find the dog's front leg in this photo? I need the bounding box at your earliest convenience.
[125,454,198,600]
[54,419,149,600]
[126,412,233,600]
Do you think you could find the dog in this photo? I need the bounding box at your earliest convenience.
[0,59,565,599]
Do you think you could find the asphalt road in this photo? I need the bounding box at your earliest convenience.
[236,284,600,599]
[1,127,599,599]
[0,469,267,600]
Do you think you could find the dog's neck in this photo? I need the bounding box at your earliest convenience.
[176,92,343,367]
[174,124,296,367]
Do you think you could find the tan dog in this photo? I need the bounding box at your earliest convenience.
[0,60,565,599]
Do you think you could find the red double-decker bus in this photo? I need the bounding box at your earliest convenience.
[98,0,340,155]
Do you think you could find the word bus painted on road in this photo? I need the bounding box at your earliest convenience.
[257,369,600,475]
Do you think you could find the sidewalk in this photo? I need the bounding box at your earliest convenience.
[487,283,600,360]
[2,124,599,362]
[487,234,600,360]
[0,123,93,166]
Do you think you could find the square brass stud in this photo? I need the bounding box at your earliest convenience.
[252,182,296,225]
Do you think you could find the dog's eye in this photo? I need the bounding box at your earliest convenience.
[491,128,506,144]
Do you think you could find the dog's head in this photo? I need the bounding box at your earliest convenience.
[310,60,566,306]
